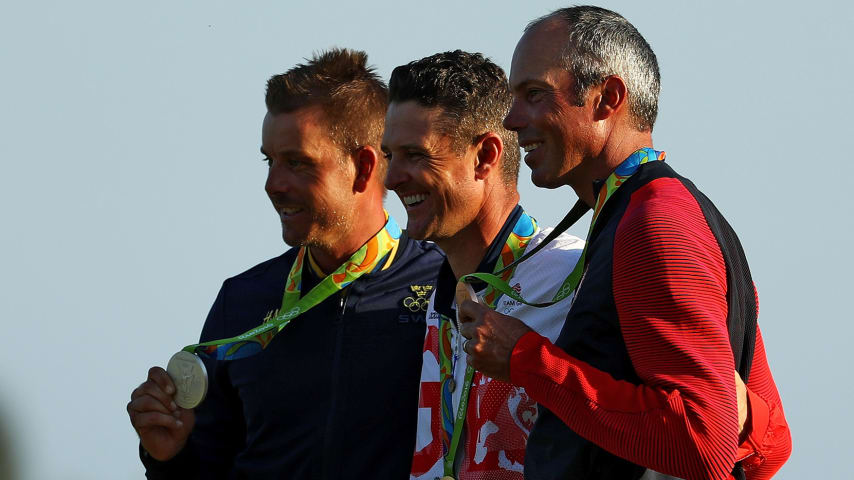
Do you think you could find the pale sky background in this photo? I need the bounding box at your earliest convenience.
[0,0,851,478]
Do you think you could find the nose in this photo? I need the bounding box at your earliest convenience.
[503,98,525,132]
[265,162,291,197]
[383,155,408,191]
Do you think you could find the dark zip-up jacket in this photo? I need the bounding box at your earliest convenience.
[142,232,444,479]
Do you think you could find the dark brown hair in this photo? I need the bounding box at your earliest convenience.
[389,50,520,186]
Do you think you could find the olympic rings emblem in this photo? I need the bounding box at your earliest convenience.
[402,284,434,313]
[403,296,429,312]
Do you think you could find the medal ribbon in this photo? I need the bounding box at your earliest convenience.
[439,210,538,477]
[183,214,401,360]
[461,148,665,307]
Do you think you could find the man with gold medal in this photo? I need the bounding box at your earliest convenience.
[381,50,584,480]
[126,49,443,478]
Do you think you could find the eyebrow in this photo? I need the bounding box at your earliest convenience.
[402,144,435,157]
[260,147,309,158]
[383,142,430,151]
[511,78,551,92]
[402,143,429,151]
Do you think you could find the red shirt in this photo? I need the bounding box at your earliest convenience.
[511,177,791,480]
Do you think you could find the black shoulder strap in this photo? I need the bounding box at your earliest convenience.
[679,178,757,381]
[625,161,758,378]
[678,177,756,480]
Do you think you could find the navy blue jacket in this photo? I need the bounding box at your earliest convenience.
[142,232,444,479]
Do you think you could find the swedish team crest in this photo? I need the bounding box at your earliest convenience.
[403,284,434,312]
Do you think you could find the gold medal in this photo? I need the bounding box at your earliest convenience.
[166,351,209,409]
[455,281,478,307]
[454,281,480,358]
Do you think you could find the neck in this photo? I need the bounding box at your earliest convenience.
[310,205,387,275]
[570,129,653,206]
[438,190,520,280]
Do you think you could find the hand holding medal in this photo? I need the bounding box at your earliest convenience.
[457,282,532,384]
[166,351,209,409]
[127,365,197,461]
[455,281,479,359]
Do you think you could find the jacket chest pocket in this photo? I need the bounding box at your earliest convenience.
[347,285,431,339]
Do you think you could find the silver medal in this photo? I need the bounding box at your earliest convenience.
[166,351,209,409]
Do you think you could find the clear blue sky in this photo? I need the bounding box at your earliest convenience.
[0,1,851,478]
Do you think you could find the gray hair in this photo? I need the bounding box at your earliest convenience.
[526,6,660,131]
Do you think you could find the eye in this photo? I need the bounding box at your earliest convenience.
[405,149,429,161]
[526,88,544,102]
[261,156,272,167]
[286,158,302,168]
[382,150,393,161]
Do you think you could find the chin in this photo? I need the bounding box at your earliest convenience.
[406,217,438,241]
[530,171,564,190]
[281,228,309,248]
[405,225,428,241]
[281,235,303,248]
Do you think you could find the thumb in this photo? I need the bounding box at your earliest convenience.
[458,299,488,323]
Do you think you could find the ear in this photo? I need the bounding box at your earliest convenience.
[592,75,628,122]
[352,146,379,193]
[473,132,503,181]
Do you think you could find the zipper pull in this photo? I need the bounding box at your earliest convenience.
[337,289,349,320]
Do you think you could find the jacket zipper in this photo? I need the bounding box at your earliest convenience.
[320,287,349,479]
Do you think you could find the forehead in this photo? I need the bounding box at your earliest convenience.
[509,23,569,90]
[261,106,334,153]
[382,101,449,147]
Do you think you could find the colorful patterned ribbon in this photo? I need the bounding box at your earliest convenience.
[439,210,538,477]
[183,215,401,360]
[462,148,665,307]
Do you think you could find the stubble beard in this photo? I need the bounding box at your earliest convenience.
[286,202,357,253]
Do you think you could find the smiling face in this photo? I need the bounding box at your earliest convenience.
[382,101,481,242]
[503,23,598,190]
[262,106,357,250]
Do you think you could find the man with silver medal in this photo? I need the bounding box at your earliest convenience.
[382,51,584,480]
[126,49,443,478]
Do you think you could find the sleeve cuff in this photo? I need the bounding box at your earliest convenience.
[139,442,196,478]
[736,386,771,461]
[509,330,548,387]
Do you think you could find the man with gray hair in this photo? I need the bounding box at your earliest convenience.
[458,6,791,480]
